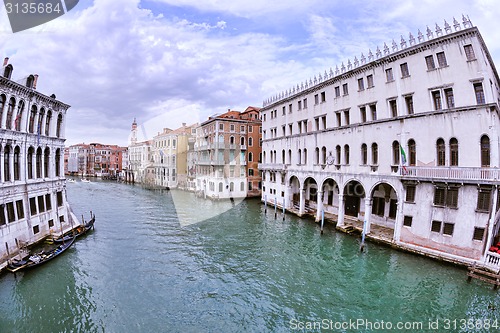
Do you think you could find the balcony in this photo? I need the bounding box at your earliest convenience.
[258,163,287,171]
[400,166,500,183]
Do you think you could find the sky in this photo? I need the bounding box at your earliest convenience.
[0,0,499,146]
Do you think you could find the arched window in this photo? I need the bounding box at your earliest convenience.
[0,95,5,128]
[44,147,50,178]
[240,182,245,191]
[4,145,11,181]
[219,182,223,192]
[263,151,266,163]
[371,143,378,165]
[230,182,234,192]
[14,146,20,180]
[298,149,302,164]
[315,147,320,164]
[56,114,63,138]
[288,150,291,165]
[229,136,235,145]
[38,108,45,135]
[322,146,327,164]
[303,148,307,165]
[344,144,350,165]
[336,145,341,164]
[26,75,35,88]
[436,138,445,166]
[408,139,416,166]
[27,147,34,179]
[6,97,15,130]
[29,105,37,133]
[392,141,400,165]
[240,137,245,146]
[450,138,458,166]
[481,135,490,167]
[45,110,52,136]
[361,144,367,165]
[15,100,25,131]
[248,152,253,162]
[248,137,253,146]
[282,150,285,164]
[36,147,42,178]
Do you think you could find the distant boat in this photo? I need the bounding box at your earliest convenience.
[52,215,96,243]
[67,179,75,183]
[81,178,90,183]
[7,236,76,272]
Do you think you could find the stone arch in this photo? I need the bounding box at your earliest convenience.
[366,181,400,238]
[342,179,366,218]
[289,175,301,209]
[320,177,341,215]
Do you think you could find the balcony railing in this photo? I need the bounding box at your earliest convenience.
[401,166,500,182]
[258,163,287,171]
[485,251,500,272]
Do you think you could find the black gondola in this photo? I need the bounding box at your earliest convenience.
[7,236,76,272]
[52,215,96,243]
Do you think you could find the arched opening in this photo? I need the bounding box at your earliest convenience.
[27,147,34,179]
[6,97,15,130]
[4,145,11,181]
[45,110,52,136]
[436,138,445,166]
[481,135,490,167]
[392,141,400,165]
[290,176,300,209]
[343,180,365,218]
[36,147,42,178]
[15,100,25,131]
[29,105,37,133]
[0,95,6,128]
[361,143,367,165]
[304,177,318,213]
[408,139,416,166]
[368,182,398,238]
[450,138,458,166]
[14,146,20,180]
[321,178,340,215]
[44,147,50,178]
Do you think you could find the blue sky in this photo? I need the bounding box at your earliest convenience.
[0,0,499,146]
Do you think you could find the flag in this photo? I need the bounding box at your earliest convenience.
[400,145,408,174]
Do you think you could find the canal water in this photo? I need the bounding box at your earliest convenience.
[1,180,500,333]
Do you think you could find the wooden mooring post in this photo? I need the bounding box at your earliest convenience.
[467,263,500,290]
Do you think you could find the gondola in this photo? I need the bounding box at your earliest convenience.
[52,215,96,243]
[7,236,76,272]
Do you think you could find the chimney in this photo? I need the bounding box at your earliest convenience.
[33,74,39,89]
[182,122,186,127]
[3,57,8,66]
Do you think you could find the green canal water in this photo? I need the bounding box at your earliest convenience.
[1,180,500,333]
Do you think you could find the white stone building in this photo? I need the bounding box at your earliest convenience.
[0,58,75,267]
[259,17,500,269]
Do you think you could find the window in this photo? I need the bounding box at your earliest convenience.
[6,202,15,222]
[336,112,341,127]
[464,44,476,61]
[303,98,307,109]
[431,220,442,233]
[473,227,485,241]
[358,78,364,91]
[370,104,377,121]
[408,139,416,166]
[336,145,341,165]
[13,146,20,180]
[344,145,350,165]
[248,169,254,176]
[4,145,11,181]
[400,63,410,77]
[446,187,459,208]
[450,138,458,166]
[57,191,63,207]
[314,94,319,104]
[443,223,454,236]
[29,197,37,216]
[444,88,454,108]
[45,194,52,211]
[33,225,40,234]
[371,143,378,165]
[38,196,45,213]
[436,138,445,166]
[342,83,348,95]
[425,55,436,70]
[360,106,367,123]
[392,141,400,165]
[248,137,253,147]
[44,147,50,178]
[288,104,292,113]
[315,147,320,164]
[386,68,394,82]
[389,199,397,219]
[321,92,326,102]
[16,200,24,219]
[481,135,490,167]
[477,187,491,212]
[405,185,416,202]
[36,148,42,178]
[298,100,302,110]
[432,91,442,110]
[48,219,54,228]
[230,124,235,132]
[219,123,224,130]
[361,144,367,165]
[389,100,397,117]
[436,52,447,67]
[403,216,413,227]
[335,86,340,97]
[474,83,485,104]
[367,75,374,88]
[27,147,33,179]
[405,95,414,115]
[0,206,5,226]
[344,110,350,125]
[433,187,446,206]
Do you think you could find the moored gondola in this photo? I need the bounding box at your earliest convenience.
[52,215,96,243]
[7,236,76,272]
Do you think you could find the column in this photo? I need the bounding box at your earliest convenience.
[285,185,291,209]
[364,197,372,234]
[337,193,345,227]
[316,190,324,222]
[393,200,404,243]
[299,187,305,216]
